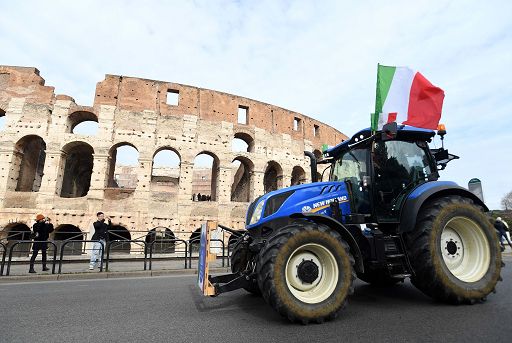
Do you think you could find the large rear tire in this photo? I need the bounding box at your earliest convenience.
[257,221,355,324]
[405,195,502,304]
[230,239,261,295]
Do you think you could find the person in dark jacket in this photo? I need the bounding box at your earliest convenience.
[89,212,111,270]
[29,214,54,273]
[495,217,512,251]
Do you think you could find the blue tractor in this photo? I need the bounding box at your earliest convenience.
[213,123,502,324]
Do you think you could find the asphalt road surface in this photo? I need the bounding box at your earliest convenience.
[1,256,511,343]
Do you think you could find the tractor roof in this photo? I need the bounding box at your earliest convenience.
[324,125,435,157]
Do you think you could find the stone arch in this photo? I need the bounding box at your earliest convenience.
[263,160,283,193]
[3,223,31,257]
[107,143,139,188]
[145,227,176,254]
[189,228,201,253]
[192,151,220,201]
[232,132,254,153]
[11,135,46,192]
[68,110,99,135]
[54,224,84,255]
[59,141,94,198]
[0,108,5,131]
[231,156,254,202]
[291,166,307,186]
[108,225,131,254]
[151,147,181,193]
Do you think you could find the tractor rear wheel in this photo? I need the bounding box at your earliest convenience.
[230,239,261,295]
[257,221,355,324]
[405,195,502,304]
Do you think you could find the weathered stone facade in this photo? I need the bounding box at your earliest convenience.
[0,66,347,245]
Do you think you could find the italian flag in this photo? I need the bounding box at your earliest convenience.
[371,65,445,131]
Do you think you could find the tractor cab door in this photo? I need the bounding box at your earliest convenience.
[330,147,371,217]
[372,140,434,222]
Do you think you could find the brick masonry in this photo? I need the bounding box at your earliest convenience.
[0,65,348,244]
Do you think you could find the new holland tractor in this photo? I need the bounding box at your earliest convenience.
[209,123,502,324]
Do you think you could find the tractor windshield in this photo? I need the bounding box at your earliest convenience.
[330,148,371,214]
[330,148,368,183]
[373,140,434,217]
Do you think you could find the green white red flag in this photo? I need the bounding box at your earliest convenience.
[371,65,445,131]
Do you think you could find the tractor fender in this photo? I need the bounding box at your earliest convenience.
[290,212,364,273]
[399,181,488,233]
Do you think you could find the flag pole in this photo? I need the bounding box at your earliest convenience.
[371,63,380,135]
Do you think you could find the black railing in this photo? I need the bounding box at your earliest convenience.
[54,232,87,255]
[106,240,148,271]
[0,227,243,276]
[147,239,188,270]
[5,240,58,276]
[0,242,6,276]
[58,240,104,273]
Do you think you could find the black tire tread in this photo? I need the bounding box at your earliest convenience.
[257,220,355,324]
[405,195,502,304]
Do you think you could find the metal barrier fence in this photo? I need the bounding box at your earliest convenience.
[106,240,148,271]
[147,239,188,270]
[58,240,105,273]
[5,240,58,276]
[0,242,6,276]
[0,227,245,276]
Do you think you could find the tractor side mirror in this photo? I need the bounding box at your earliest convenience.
[381,122,398,141]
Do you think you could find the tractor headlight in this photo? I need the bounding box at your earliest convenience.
[248,199,265,225]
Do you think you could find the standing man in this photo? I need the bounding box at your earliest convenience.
[89,212,111,270]
[29,214,54,273]
[495,217,512,251]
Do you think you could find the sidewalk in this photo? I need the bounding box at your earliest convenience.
[0,256,229,283]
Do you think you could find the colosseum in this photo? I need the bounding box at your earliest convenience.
[0,65,347,253]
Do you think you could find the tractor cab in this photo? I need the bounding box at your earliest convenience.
[324,125,440,225]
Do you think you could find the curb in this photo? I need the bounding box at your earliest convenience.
[0,267,230,283]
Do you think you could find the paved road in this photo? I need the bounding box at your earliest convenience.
[1,256,512,343]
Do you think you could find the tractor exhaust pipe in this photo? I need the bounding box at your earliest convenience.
[304,151,318,183]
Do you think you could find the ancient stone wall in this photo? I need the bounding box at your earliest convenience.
[0,65,348,246]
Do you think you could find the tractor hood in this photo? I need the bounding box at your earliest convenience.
[246,181,351,229]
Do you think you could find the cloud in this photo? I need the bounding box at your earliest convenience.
[0,0,510,208]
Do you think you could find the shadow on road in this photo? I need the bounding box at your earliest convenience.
[188,278,439,325]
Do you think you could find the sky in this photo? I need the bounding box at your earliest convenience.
[0,0,511,209]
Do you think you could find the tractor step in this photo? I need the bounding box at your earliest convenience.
[390,273,411,279]
[385,253,405,259]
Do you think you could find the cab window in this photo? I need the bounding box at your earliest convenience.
[373,140,433,216]
[331,148,370,214]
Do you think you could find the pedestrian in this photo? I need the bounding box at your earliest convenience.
[89,212,111,270]
[29,214,54,273]
[495,217,512,251]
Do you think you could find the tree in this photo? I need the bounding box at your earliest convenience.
[502,191,512,210]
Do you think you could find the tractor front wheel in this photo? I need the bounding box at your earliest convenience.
[405,195,502,304]
[257,221,355,324]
